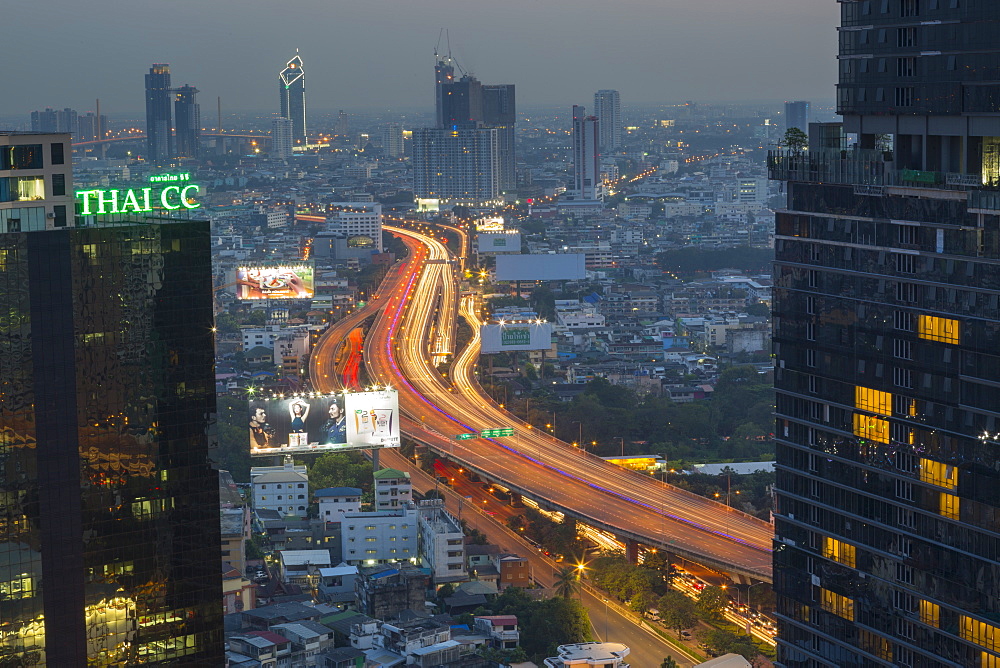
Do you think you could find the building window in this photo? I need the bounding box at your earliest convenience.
[919,459,958,489]
[51,173,66,196]
[897,57,915,77]
[897,507,916,528]
[940,492,960,520]
[819,588,855,621]
[0,176,45,202]
[1,144,43,170]
[897,27,915,47]
[893,339,912,360]
[806,349,817,368]
[895,480,914,501]
[961,616,1000,653]
[894,367,913,389]
[822,537,856,567]
[896,563,914,585]
[920,600,940,627]
[918,314,959,343]
[52,205,66,228]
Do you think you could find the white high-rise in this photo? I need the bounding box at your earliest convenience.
[571,105,602,201]
[593,89,622,152]
[272,117,293,160]
[382,122,404,158]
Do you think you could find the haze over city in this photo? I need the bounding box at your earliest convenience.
[9,0,837,113]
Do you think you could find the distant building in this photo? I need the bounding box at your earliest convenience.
[783,100,809,133]
[174,84,201,158]
[145,63,173,161]
[76,111,108,142]
[593,89,622,152]
[315,487,362,521]
[340,507,418,566]
[571,105,602,201]
[279,51,307,144]
[412,127,500,204]
[324,202,383,252]
[382,122,404,158]
[272,116,293,160]
[30,107,77,133]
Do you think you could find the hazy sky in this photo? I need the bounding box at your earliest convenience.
[10,0,838,117]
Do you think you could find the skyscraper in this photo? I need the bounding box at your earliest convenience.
[382,122,404,158]
[771,4,1000,667]
[593,89,622,152]
[434,52,456,129]
[412,127,499,204]
[482,84,516,191]
[278,51,306,145]
[571,105,601,201]
[30,108,77,134]
[145,64,173,162]
[0,136,223,663]
[784,100,810,133]
[174,84,200,159]
[272,116,293,160]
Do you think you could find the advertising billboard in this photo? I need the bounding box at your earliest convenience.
[236,264,315,300]
[495,254,587,281]
[480,322,553,353]
[248,390,400,456]
[477,232,521,254]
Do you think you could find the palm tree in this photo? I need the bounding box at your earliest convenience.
[554,566,582,599]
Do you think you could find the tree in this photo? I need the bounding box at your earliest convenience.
[782,127,808,152]
[697,585,729,621]
[660,658,680,668]
[554,567,582,600]
[307,452,373,496]
[744,301,770,317]
[658,591,698,636]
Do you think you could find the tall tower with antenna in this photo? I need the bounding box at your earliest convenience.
[278,50,307,145]
[434,32,455,129]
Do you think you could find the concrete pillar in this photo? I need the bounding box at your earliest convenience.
[625,538,640,564]
[510,492,522,507]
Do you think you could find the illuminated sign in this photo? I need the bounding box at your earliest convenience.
[76,174,201,215]
[236,264,315,300]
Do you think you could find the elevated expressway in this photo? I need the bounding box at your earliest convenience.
[355,225,773,582]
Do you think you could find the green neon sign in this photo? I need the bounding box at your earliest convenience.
[75,180,201,215]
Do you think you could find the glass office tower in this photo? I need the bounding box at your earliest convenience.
[278,52,307,145]
[771,2,1000,667]
[145,64,173,163]
[0,218,223,665]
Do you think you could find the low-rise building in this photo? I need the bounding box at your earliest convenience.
[474,615,519,650]
[253,461,310,515]
[280,549,332,588]
[315,487,362,521]
[270,621,336,668]
[544,642,630,667]
[355,564,430,620]
[416,499,467,583]
[496,555,531,589]
[228,631,293,668]
[341,507,418,566]
[373,467,412,510]
[316,564,359,604]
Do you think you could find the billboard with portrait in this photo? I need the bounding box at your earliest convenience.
[248,390,399,456]
[236,264,315,300]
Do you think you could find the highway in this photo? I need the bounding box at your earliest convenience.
[358,225,773,582]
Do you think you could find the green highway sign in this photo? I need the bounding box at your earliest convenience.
[454,433,478,440]
[481,427,515,438]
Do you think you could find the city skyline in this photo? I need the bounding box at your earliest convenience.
[7,0,837,114]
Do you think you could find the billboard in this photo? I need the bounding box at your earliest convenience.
[495,254,587,281]
[236,264,315,300]
[477,232,521,254]
[480,322,553,353]
[248,389,400,456]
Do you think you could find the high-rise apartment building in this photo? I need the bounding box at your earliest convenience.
[278,51,307,145]
[412,127,499,204]
[593,89,622,152]
[571,105,602,201]
[0,139,223,663]
[30,108,77,134]
[272,116,293,160]
[77,112,108,142]
[174,84,200,159]
[382,122,404,158]
[145,64,173,162]
[771,4,1000,667]
[434,53,456,129]
[482,84,516,191]
[1,132,74,231]
[784,100,810,133]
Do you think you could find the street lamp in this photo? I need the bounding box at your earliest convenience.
[615,437,625,456]
[573,421,583,450]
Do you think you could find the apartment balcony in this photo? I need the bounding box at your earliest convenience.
[767,148,986,192]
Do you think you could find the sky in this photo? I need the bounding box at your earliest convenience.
[9,0,839,118]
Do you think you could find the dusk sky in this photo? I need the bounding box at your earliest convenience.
[11,0,838,116]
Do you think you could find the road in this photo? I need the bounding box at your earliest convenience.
[378,448,699,668]
[358,225,772,581]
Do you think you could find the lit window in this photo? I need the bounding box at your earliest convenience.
[919,459,958,489]
[918,315,959,344]
[854,413,889,444]
[940,492,960,520]
[820,588,855,621]
[962,616,1000,653]
[856,386,892,415]
[920,600,940,628]
[822,537,856,568]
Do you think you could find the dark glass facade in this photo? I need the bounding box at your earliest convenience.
[145,64,173,163]
[773,3,1000,667]
[278,54,307,145]
[0,219,223,664]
